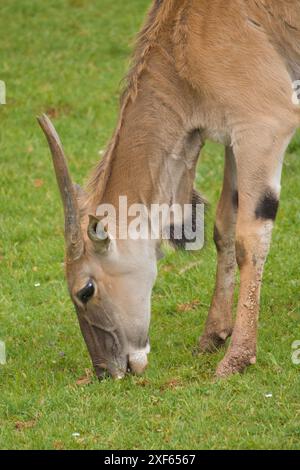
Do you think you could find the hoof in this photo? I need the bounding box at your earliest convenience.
[215,350,256,378]
[198,328,232,353]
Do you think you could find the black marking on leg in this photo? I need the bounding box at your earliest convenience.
[213,225,222,252]
[255,190,279,221]
[168,189,207,250]
[232,190,239,210]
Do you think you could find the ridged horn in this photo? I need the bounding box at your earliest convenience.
[37,114,84,262]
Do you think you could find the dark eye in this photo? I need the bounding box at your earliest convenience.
[77,281,95,304]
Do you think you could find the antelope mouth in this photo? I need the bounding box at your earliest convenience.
[94,345,150,380]
[94,362,127,381]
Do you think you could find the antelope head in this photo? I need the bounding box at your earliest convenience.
[38,115,157,379]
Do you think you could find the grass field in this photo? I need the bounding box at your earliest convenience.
[1,0,300,450]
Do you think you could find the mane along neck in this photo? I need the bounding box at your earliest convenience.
[86,0,187,210]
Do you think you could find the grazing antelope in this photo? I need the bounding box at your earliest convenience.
[38,0,300,379]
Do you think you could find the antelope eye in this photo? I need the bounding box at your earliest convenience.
[77,281,95,304]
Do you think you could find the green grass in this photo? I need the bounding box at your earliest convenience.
[1,0,300,450]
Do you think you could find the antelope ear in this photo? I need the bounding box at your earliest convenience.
[87,214,110,251]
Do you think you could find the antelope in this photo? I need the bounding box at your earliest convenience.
[38,0,300,379]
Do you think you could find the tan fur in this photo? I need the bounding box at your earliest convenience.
[52,1,300,378]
